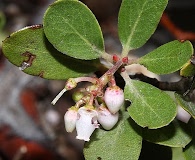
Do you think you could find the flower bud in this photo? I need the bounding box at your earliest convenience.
[76,106,99,141]
[97,105,119,130]
[72,90,84,102]
[64,107,78,132]
[104,86,124,114]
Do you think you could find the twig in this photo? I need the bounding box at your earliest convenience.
[160,13,195,41]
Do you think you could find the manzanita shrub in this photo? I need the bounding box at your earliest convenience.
[2,0,195,159]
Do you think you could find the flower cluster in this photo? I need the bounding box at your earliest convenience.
[52,60,125,141]
[64,85,124,141]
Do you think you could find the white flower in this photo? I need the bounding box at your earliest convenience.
[97,105,119,130]
[176,105,191,123]
[104,86,124,114]
[64,107,78,132]
[76,106,99,141]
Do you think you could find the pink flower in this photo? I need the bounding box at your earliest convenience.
[76,106,99,141]
[104,86,124,114]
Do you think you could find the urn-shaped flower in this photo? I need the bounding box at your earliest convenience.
[64,107,78,132]
[97,105,119,130]
[76,106,99,141]
[176,105,191,123]
[104,86,124,114]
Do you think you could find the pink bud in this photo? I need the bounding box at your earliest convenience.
[76,106,99,141]
[104,86,124,114]
[64,107,78,133]
[97,105,119,130]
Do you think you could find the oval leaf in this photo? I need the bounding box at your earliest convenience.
[118,0,167,54]
[125,79,177,129]
[175,93,195,119]
[43,0,104,60]
[143,120,192,147]
[84,112,142,160]
[138,40,193,74]
[2,25,99,79]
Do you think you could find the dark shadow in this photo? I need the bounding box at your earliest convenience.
[43,33,100,75]
[139,140,172,160]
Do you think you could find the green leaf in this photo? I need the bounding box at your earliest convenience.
[2,25,99,79]
[43,0,104,60]
[175,93,195,119]
[183,119,195,160]
[172,147,185,160]
[84,112,142,160]
[118,0,167,55]
[124,79,177,129]
[180,60,195,77]
[138,40,193,75]
[143,120,192,147]
[184,141,195,160]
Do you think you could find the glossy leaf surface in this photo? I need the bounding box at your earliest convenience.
[118,0,167,54]
[84,112,142,160]
[2,25,99,79]
[125,79,177,129]
[138,40,193,74]
[43,0,104,60]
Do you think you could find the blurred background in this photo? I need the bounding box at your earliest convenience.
[0,0,195,159]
